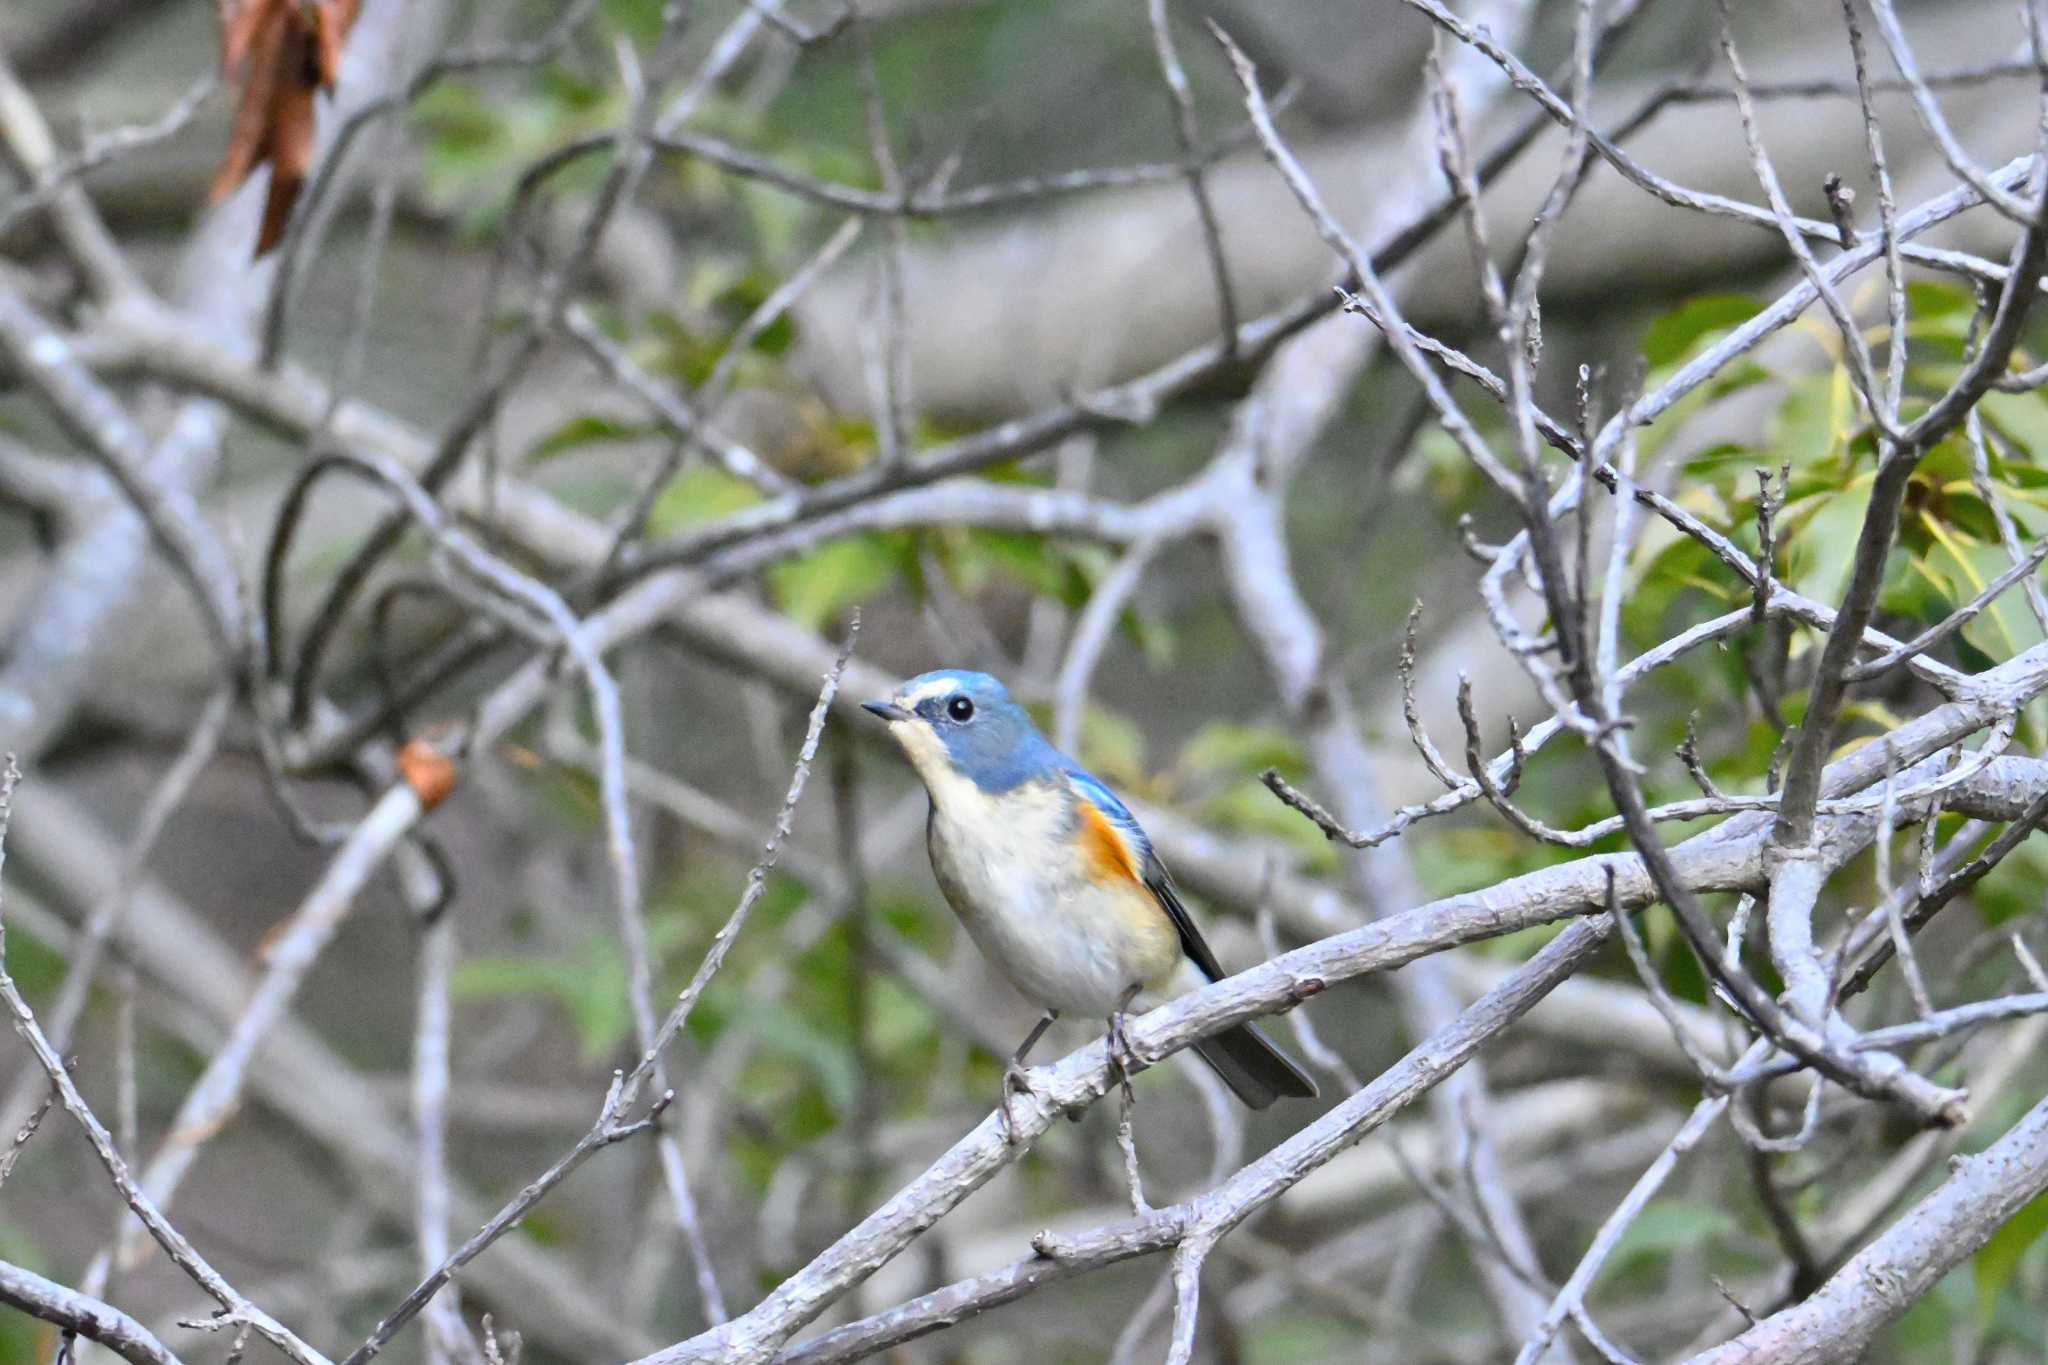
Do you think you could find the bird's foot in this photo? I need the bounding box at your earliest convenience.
[1000,1061,1042,1145]
[1106,1010,1140,1107]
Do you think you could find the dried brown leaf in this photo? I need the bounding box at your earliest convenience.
[313,0,361,89]
[209,4,287,204]
[210,0,361,256]
[218,0,281,73]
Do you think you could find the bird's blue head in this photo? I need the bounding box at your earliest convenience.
[862,669,1058,795]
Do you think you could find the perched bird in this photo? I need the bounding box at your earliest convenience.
[863,669,1317,1138]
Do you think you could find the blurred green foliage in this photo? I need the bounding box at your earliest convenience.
[395,58,2048,1347]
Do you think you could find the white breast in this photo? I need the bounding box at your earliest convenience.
[924,777,1168,1018]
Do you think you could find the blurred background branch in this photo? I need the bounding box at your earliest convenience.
[5,1,2048,1362]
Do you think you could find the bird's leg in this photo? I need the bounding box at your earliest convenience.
[1105,983,1144,1106]
[1001,1009,1058,1144]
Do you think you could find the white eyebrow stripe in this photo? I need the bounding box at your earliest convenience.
[901,677,958,706]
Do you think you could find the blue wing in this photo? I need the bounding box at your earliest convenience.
[1062,765,1150,855]
[1061,765,1230,984]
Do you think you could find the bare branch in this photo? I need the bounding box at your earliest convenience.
[0,762,332,1365]
[1688,1089,2048,1363]
[1146,0,1240,356]
[0,1258,187,1365]
[765,919,1611,1365]
[339,621,853,1364]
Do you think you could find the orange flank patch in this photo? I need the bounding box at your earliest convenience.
[1076,802,1140,886]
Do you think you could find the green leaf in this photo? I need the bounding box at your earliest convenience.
[0,921,66,999]
[747,310,798,359]
[1607,1201,1740,1273]
[1976,1186,2048,1324]
[1771,370,1850,470]
[412,74,624,235]
[1785,481,1876,609]
[1971,833,2048,927]
[1177,722,1307,782]
[1074,705,1148,788]
[537,65,610,113]
[737,182,818,266]
[767,533,905,630]
[601,0,669,43]
[1982,390,2048,457]
[1986,1285,2048,1354]
[1892,1269,1967,1358]
[1201,779,1339,875]
[1120,598,1175,667]
[648,465,765,535]
[868,975,937,1055]
[1411,825,1578,899]
[1624,528,1731,646]
[878,893,946,953]
[948,530,1094,606]
[412,80,501,153]
[528,414,650,464]
[746,1004,860,1115]
[1906,278,1976,320]
[1929,533,2046,664]
[1244,1313,1355,1365]
[453,936,633,1061]
[1641,293,1762,369]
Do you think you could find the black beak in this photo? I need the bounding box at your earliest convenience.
[862,700,912,723]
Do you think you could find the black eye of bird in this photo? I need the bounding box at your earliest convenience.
[947,695,975,722]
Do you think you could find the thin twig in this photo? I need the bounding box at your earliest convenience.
[0,761,332,1365]
[1146,0,1240,357]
